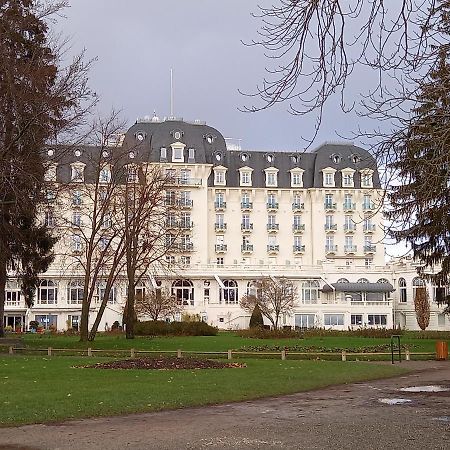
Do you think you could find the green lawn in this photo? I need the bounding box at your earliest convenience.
[0,355,408,427]
[14,331,442,355]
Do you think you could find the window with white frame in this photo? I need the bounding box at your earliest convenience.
[290,169,304,187]
[295,314,316,329]
[72,190,82,206]
[171,145,184,162]
[398,278,407,302]
[6,280,20,306]
[324,314,344,326]
[180,169,191,184]
[97,282,116,304]
[214,167,227,186]
[368,314,387,326]
[38,280,57,305]
[412,277,426,300]
[44,210,55,227]
[322,168,336,187]
[72,234,82,252]
[70,163,85,182]
[360,169,374,187]
[160,147,167,160]
[219,280,238,304]
[302,280,320,304]
[264,168,278,187]
[351,314,363,326]
[72,212,81,227]
[99,166,111,183]
[341,169,355,187]
[67,280,84,304]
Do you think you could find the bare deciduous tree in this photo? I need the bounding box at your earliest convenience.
[240,277,297,329]
[134,288,182,322]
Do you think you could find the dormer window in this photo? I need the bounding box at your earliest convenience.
[99,166,111,183]
[239,166,253,187]
[172,146,184,162]
[341,168,355,187]
[290,168,304,187]
[160,147,167,161]
[264,167,279,187]
[188,148,195,161]
[70,163,85,182]
[322,167,337,187]
[213,166,227,186]
[360,169,374,188]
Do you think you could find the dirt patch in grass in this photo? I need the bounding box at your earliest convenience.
[78,357,246,370]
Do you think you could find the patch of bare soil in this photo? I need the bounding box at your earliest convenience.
[77,357,246,370]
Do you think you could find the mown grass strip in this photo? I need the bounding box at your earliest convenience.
[0,355,409,427]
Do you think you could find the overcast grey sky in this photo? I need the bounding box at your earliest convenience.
[59,0,365,151]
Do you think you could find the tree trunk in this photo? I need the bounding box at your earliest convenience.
[88,281,114,341]
[124,283,135,339]
[79,294,90,342]
[0,250,7,338]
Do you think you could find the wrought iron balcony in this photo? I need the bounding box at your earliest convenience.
[241,223,254,232]
[215,223,227,232]
[266,223,279,232]
[293,244,306,253]
[292,202,305,211]
[214,201,226,211]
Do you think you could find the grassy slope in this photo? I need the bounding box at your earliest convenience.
[0,356,408,427]
[17,332,440,353]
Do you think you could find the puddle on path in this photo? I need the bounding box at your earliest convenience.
[378,398,412,405]
[400,385,450,393]
[432,416,450,423]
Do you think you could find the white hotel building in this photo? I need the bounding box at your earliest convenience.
[3,117,449,332]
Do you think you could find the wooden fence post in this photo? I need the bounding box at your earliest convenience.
[341,350,346,362]
[131,348,135,358]
[87,347,92,357]
[177,349,182,358]
[47,347,52,357]
[227,350,232,360]
[8,346,13,355]
[281,350,286,360]
[405,350,410,361]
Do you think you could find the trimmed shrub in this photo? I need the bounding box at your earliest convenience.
[135,320,218,336]
[237,328,302,339]
[249,305,264,329]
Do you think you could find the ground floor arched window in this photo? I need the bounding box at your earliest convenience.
[220,279,238,304]
[172,279,194,306]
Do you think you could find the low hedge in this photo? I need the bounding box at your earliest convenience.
[134,320,218,336]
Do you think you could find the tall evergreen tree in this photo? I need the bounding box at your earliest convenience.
[0,1,91,336]
[387,1,450,313]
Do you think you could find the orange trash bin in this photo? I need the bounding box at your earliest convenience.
[435,341,448,360]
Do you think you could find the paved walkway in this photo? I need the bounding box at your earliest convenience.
[1,361,449,450]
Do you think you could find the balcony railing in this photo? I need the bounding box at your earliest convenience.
[267,223,279,231]
[363,245,377,253]
[343,202,356,211]
[178,199,193,208]
[215,244,227,253]
[344,224,356,232]
[362,202,376,211]
[168,177,202,187]
[215,223,227,231]
[241,201,253,210]
[324,224,337,232]
[293,244,306,253]
[179,221,194,229]
[325,245,338,253]
[241,223,254,231]
[214,201,226,210]
[363,224,376,233]
[267,244,280,252]
[241,244,254,253]
[292,202,305,211]
[266,202,279,210]
[178,242,194,252]
[293,224,305,233]
[324,202,337,210]
[344,245,357,253]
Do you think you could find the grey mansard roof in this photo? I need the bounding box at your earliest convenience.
[47,119,381,189]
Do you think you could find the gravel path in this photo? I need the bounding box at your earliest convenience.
[1,361,449,450]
